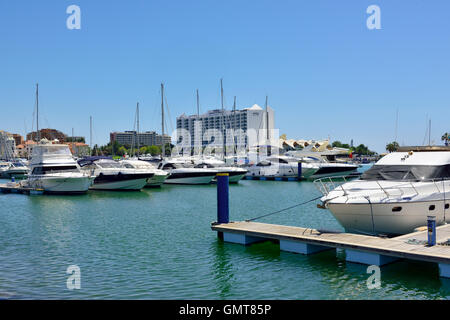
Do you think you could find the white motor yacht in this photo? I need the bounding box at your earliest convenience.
[244,155,319,180]
[24,142,93,194]
[0,161,11,178]
[120,159,169,187]
[157,158,217,185]
[316,147,450,236]
[2,161,29,179]
[192,157,247,183]
[300,156,359,179]
[78,157,154,191]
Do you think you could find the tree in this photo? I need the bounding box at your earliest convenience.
[442,133,449,146]
[332,141,350,149]
[386,141,399,153]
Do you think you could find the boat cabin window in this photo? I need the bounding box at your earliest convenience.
[122,163,135,169]
[32,165,79,175]
[361,164,450,181]
[194,163,215,169]
[256,161,271,167]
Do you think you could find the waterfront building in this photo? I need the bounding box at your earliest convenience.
[110,131,171,147]
[176,104,275,152]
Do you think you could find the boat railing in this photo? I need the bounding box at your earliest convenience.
[314,176,450,198]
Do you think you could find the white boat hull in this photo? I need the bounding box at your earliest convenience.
[90,178,148,190]
[327,200,450,236]
[164,175,215,185]
[26,175,92,194]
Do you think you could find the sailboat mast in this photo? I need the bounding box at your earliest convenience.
[233,96,236,156]
[36,83,39,142]
[137,102,140,157]
[220,79,225,158]
[196,89,200,118]
[429,119,431,146]
[161,83,165,159]
[89,116,92,156]
[265,96,269,141]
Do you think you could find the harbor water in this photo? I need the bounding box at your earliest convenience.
[1,168,449,299]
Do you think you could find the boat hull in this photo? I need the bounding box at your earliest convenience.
[164,172,215,185]
[26,175,92,194]
[90,173,152,190]
[327,200,449,236]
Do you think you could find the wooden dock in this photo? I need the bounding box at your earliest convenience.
[0,183,43,195]
[211,221,450,278]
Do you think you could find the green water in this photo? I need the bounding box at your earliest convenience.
[1,174,449,299]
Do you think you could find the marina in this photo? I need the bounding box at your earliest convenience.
[1,1,450,304]
[1,164,450,299]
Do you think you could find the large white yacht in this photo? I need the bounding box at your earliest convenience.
[120,159,169,187]
[78,157,154,191]
[191,157,247,183]
[157,158,217,185]
[244,155,319,180]
[317,147,450,236]
[23,141,93,194]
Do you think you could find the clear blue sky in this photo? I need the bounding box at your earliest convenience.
[1,0,449,153]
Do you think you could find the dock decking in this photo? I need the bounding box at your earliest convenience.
[0,183,43,195]
[211,221,450,278]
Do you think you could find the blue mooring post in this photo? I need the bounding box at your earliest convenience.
[297,161,302,181]
[427,215,436,246]
[217,173,229,239]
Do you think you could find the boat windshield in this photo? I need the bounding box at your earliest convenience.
[97,161,122,169]
[361,165,450,181]
[32,165,79,175]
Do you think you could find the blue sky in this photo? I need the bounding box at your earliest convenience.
[1,0,449,153]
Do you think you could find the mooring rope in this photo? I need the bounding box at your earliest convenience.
[245,195,323,222]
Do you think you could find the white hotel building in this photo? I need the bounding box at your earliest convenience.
[176,104,275,153]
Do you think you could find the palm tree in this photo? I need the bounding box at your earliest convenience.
[442,132,449,146]
[386,141,399,153]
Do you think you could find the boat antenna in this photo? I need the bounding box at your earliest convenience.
[161,83,165,159]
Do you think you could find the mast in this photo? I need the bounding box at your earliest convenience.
[265,96,271,155]
[233,96,236,157]
[429,119,431,146]
[36,83,39,142]
[220,78,225,159]
[136,102,140,157]
[196,89,200,118]
[89,116,92,156]
[161,83,165,159]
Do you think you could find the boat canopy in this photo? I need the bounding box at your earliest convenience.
[361,164,450,181]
